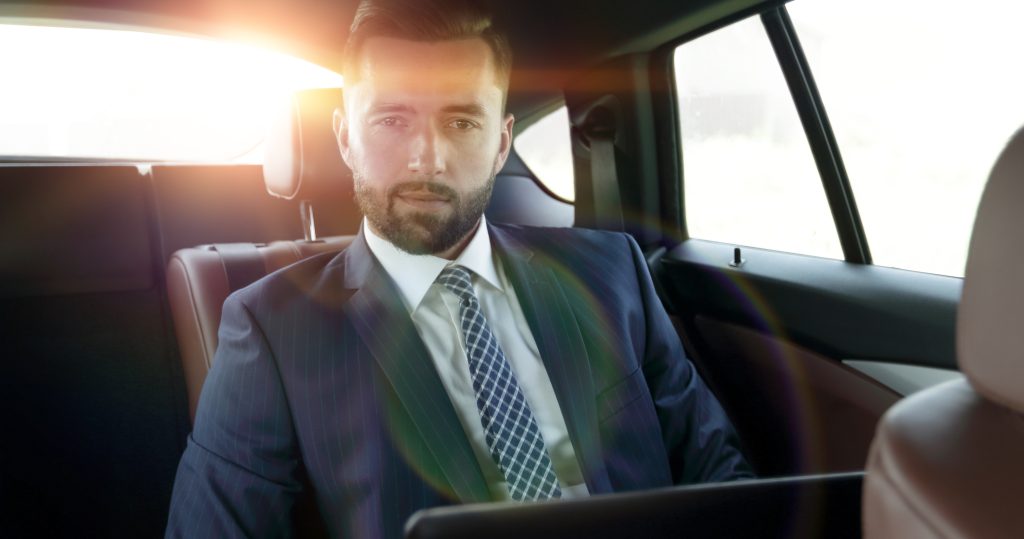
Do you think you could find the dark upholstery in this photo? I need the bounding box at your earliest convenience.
[0,165,185,537]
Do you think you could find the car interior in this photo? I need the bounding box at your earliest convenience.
[1,0,1019,537]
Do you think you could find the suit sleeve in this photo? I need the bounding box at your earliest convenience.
[624,234,755,484]
[165,292,302,538]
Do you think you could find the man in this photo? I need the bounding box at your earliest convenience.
[166,0,751,537]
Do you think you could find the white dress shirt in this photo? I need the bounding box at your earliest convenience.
[363,217,589,500]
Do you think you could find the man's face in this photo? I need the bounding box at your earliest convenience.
[335,36,514,256]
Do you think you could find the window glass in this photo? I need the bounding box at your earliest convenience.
[0,24,343,162]
[674,16,843,259]
[788,0,1024,277]
[514,105,575,202]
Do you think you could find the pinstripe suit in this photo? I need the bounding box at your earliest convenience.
[165,224,752,538]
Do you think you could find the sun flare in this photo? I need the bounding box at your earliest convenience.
[0,23,343,161]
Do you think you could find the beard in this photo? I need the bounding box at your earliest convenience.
[353,169,496,255]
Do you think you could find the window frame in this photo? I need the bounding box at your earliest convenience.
[657,3,872,264]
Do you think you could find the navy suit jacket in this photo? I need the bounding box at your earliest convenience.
[166,224,751,538]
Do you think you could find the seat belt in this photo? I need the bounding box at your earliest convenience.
[210,243,267,293]
[582,106,624,232]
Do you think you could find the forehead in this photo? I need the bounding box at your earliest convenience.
[351,37,502,106]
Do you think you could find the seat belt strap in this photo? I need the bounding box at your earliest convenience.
[583,107,624,231]
[210,243,267,293]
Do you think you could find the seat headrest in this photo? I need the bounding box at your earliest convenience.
[263,88,353,201]
[958,126,1024,412]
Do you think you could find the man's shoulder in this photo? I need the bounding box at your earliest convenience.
[491,223,632,253]
[228,247,350,313]
[491,224,641,288]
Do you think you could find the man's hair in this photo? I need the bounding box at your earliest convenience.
[342,0,512,92]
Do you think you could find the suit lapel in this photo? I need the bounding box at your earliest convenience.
[341,232,491,504]
[490,225,612,494]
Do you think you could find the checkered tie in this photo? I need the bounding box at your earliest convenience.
[437,265,562,501]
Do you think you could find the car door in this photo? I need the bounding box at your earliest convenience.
[543,0,1019,478]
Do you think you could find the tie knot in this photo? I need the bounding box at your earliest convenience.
[437,265,476,302]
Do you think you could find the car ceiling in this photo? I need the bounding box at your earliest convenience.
[0,0,769,118]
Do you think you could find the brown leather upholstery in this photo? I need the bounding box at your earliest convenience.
[864,128,1024,537]
[864,379,1024,538]
[168,238,353,421]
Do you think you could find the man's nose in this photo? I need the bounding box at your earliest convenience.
[407,125,445,176]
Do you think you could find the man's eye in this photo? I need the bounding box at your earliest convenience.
[376,117,405,128]
[449,119,477,130]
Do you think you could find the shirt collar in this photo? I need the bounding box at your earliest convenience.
[362,216,503,313]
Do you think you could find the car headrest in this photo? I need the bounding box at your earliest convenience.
[263,88,352,201]
[958,126,1024,412]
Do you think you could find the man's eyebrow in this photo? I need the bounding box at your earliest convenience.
[367,103,415,114]
[441,103,488,117]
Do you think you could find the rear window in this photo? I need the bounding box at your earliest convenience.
[0,23,343,162]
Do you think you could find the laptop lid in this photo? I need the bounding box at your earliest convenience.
[405,472,863,539]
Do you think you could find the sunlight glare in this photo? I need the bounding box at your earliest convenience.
[0,23,344,161]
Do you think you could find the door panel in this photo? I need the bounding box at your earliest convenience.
[678,315,898,476]
[652,239,960,476]
[658,239,960,368]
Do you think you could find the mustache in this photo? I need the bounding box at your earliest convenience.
[387,181,458,200]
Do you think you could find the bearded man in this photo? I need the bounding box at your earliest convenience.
[166,0,751,537]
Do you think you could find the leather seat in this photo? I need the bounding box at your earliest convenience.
[863,128,1024,537]
[167,88,357,421]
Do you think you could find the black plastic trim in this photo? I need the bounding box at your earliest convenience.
[650,41,686,243]
[658,239,960,369]
[761,8,872,264]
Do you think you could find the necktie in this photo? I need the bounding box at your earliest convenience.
[437,265,562,501]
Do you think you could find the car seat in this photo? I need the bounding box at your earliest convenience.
[863,127,1024,537]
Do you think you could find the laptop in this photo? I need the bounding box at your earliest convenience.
[405,472,863,539]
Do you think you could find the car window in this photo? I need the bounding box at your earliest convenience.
[787,0,1024,277]
[673,15,843,259]
[0,23,342,162]
[514,105,575,202]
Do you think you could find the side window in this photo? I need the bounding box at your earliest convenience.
[788,0,1024,277]
[674,16,843,259]
[514,105,575,202]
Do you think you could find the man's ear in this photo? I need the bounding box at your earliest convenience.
[333,107,354,169]
[494,112,516,172]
